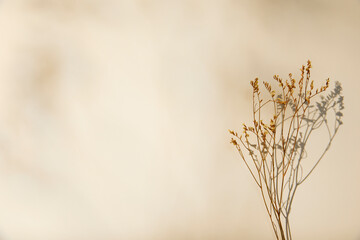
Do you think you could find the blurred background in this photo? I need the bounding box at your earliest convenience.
[0,0,359,239]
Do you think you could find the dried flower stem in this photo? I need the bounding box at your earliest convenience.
[229,61,344,240]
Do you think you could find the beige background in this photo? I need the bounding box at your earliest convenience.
[0,0,359,239]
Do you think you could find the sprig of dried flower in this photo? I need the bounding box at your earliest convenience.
[229,61,344,240]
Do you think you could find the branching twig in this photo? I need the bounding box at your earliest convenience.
[229,61,344,240]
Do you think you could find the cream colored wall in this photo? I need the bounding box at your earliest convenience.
[0,0,359,239]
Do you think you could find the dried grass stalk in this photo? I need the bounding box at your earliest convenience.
[229,61,344,240]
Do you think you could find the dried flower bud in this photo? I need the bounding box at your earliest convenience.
[307,60,312,69]
[251,78,260,93]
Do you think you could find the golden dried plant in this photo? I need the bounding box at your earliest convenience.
[229,61,344,240]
